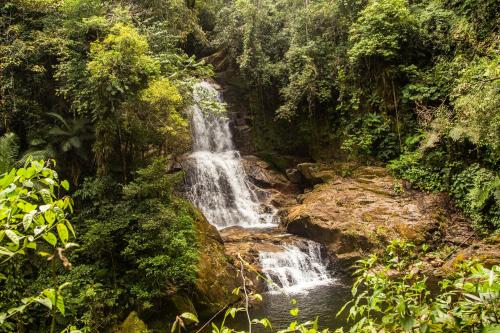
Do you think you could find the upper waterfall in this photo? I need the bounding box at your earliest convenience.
[186,82,277,229]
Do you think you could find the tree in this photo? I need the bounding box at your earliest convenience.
[87,22,160,177]
[23,113,93,185]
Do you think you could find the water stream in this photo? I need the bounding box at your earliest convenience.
[185,82,344,329]
[259,241,333,294]
[186,82,277,229]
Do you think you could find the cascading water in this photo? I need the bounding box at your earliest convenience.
[186,82,277,229]
[186,81,332,296]
[259,241,333,294]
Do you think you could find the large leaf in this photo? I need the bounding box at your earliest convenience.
[56,224,69,244]
[43,232,57,247]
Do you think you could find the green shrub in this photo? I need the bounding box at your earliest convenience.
[63,158,199,329]
[388,149,447,192]
[338,240,500,332]
[451,164,500,232]
[341,113,399,162]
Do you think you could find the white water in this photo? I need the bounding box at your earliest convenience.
[259,241,334,294]
[187,82,277,229]
[186,82,332,294]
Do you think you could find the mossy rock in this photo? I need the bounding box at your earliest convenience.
[115,311,148,333]
[190,205,239,318]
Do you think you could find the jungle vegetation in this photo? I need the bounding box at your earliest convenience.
[0,0,498,331]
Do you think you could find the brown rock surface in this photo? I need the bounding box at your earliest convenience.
[241,155,299,194]
[219,226,302,266]
[283,165,476,269]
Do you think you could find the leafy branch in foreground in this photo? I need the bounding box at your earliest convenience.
[0,160,79,332]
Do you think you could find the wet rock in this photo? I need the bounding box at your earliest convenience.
[283,165,446,269]
[286,168,305,184]
[296,163,336,185]
[218,225,323,292]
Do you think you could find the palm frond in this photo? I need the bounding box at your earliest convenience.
[47,112,70,130]
[0,133,20,174]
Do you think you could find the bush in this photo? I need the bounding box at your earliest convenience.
[451,164,500,232]
[388,149,448,192]
[341,113,399,162]
[65,158,199,329]
[338,240,500,332]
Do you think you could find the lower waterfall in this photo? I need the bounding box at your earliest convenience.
[259,241,333,294]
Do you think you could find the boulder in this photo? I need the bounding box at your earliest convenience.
[285,168,305,184]
[296,163,336,185]
[241,155,299,195]
[284,165,449,271]
[115,312,148,333]
[191,209,239,317]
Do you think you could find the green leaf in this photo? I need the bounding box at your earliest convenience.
[0,246,14,257]
[34,225,47,236]
[5,230,19,246]
[36,296,52,309]
[56,293,65,315]
[65,220,76,237]
[180,312,199,324]
[22,212,35,230]
[482,325,500,333]
[44,209,56,225]
[252,318,272,329]
[43,232,57,247]
[402,317,415,331]
[56,224,69,244]
[61,180,69,191]
[290,307,299,317]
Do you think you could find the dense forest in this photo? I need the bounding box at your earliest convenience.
[0,0,498,332]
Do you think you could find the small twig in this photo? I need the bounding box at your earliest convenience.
[443,233,476,261]
[238,254,252,333]
[194,304,229,333]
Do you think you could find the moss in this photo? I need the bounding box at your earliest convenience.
[189,206,239,318]
[116,312,148,333]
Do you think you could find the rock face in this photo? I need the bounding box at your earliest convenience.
[284,164,469,271]
[241,155,298,193]
[296,162,337,185]
[241,155,300,210]
[191,210,239,317]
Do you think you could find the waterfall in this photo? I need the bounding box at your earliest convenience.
[259,241,333,294]
[186,82,332,294]
[186,82,277,229]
